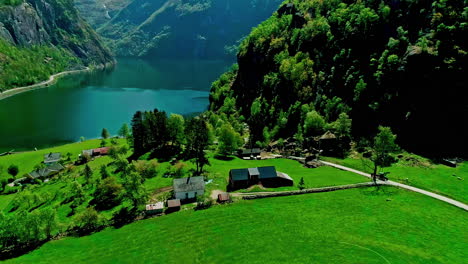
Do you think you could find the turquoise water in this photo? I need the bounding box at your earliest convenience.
[0,58,232,152]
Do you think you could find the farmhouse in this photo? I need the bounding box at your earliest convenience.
[81,147,111,157]
[229,166,293,190]
[28,163,64,180]
[146,202,164,215]
[93,147,110,156]
[173,176,205,201]
[241,148,262,160]
[44,153,61,165]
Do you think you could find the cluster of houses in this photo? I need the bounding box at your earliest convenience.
[145,165,293,215]
[145,175,232,215]
[11,146,112,186]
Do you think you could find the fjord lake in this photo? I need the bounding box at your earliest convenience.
[0,58,231,152]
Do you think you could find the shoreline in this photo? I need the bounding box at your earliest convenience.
[0,62,115,101]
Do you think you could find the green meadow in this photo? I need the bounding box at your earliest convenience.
[5,187,467,264]
[322,156,468,204]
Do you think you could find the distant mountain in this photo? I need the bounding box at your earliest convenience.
[79,0,283,59]
[0,0,113,90]
[209,0,468,157]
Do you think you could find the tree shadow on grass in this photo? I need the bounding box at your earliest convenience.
[359,185,399,197]
[213,154,235,161]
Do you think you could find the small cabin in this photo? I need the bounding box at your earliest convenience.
[217,192,230,203]
[166,199,181,213]
[146,202,164,215]
[173,176,205,201]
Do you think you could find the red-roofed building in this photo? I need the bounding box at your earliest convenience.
[92,147,110,156]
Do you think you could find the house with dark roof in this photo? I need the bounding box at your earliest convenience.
[44,153,61,165]
[229,166,293,190]
[240,148,262,160]
[173,176,205,201]
[28,163,64,180]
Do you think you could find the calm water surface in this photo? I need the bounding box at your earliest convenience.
[0,58,231,152]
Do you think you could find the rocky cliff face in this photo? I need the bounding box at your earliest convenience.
[74,0,132,29]
[0,0,113,66]
[91,0,283,59]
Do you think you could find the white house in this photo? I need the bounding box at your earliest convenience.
[173,176,205,201]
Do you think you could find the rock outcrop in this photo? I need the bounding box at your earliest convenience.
[0,0,113,66]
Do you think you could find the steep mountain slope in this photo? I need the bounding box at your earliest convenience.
[210,0,467,157]
[95,0,283,59]
[73,0,132,29]
[0,0,113,90]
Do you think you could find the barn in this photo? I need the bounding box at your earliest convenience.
[228,166,293,190]
[229,169,250,190]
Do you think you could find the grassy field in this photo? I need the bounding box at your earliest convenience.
[5,186,467,264]
[322,156,468,204]
[0,139,126,177]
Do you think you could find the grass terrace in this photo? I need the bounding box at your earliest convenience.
[5,186,467,264]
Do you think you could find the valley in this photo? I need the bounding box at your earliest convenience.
[0,0,466,263]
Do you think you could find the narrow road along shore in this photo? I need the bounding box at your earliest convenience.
[0,67,90,101]
[320,160,468,211]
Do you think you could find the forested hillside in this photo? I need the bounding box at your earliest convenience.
[0,0,113,90]
[90,0,283,59]
[210,0,467,157]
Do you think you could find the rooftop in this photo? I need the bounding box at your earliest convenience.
[258,166,277,179]
[146,202,164,211]
[173,176,205,193]
[230,168,249,181]
[44,152,61,163]
[242,148,261,155]
[167,199,181,208]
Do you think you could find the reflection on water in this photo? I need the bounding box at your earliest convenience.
[0,58,232,151]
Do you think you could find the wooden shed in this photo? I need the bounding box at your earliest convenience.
[166,199,181,213]
[217,192,230,203]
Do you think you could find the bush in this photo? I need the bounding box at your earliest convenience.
[7,165,19,177]
[133,160,159,178]
[195,197,212,210]
[73,207,105,236]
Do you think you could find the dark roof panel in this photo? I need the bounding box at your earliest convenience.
[230,169,249,181]
[258,166,277,179]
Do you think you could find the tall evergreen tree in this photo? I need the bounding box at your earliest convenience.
[185,117,211,174]
[131,111,144,155]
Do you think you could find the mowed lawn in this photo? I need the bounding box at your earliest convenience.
[6,186,467,264]
[322,157,468,204]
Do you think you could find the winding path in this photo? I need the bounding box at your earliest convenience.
[320,160,468,211]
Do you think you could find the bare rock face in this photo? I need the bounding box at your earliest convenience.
[0,0,114,66]
[0,3,50,46]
